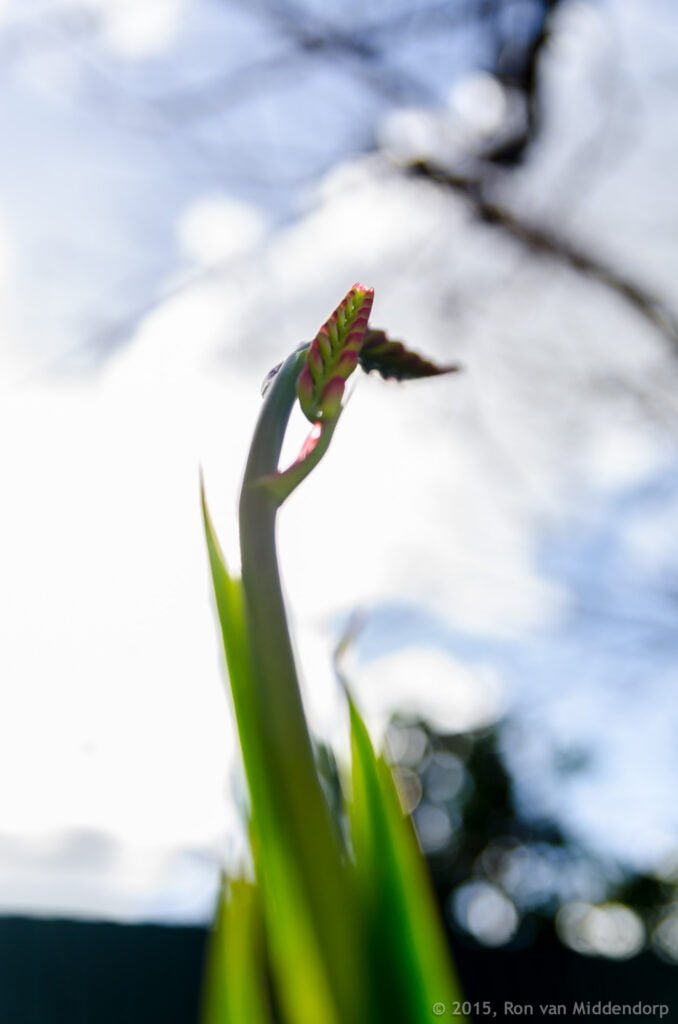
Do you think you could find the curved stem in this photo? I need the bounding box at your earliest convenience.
[238,350,363,1017]
[239,349,320,804]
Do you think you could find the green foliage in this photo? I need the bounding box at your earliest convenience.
[201,286,464,1023]
[349,699,462,1021]
[202,881,273,1024]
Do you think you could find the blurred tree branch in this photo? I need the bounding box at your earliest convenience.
[404,158,678,352]
[13,0,678,364]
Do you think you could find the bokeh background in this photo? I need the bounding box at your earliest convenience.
[1,0,677,1019]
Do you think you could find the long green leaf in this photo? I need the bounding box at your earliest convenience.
[202,879,274,1024]
[201,479,272,831]
[201,483,359,1024]
[349,697,466,1024]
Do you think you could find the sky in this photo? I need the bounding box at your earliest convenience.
[0,0,677,924]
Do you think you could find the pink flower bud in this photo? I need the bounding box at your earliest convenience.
[296,284,374,422]
[319,377,345,419]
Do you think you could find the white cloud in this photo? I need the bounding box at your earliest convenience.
[82,0,184,59]
[177,196,266,267]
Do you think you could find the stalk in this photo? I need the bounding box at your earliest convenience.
[238,348,364,1019]
[202,284,462,1024]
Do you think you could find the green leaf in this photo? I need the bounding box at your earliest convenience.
[251,834,344,1024]
[349,698,466,1024]
[201,481,366,1024]
[203,872,343,1024]
[202,879,274,1024]
[359,329,460,381]
[200,477,272,828]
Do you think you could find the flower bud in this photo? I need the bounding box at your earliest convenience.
[296,284,374,422]
[318,376,345,419]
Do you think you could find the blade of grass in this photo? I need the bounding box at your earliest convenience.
[250,831,343,1024]
[349,697,466,1024]
[202,484,363,1024]
[202,879,274,1024]
[201,480,273,834]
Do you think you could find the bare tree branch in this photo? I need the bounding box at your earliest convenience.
[405,158,678,352]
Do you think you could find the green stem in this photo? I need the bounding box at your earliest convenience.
[238,349,364,1018]
[239,350,316,790]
